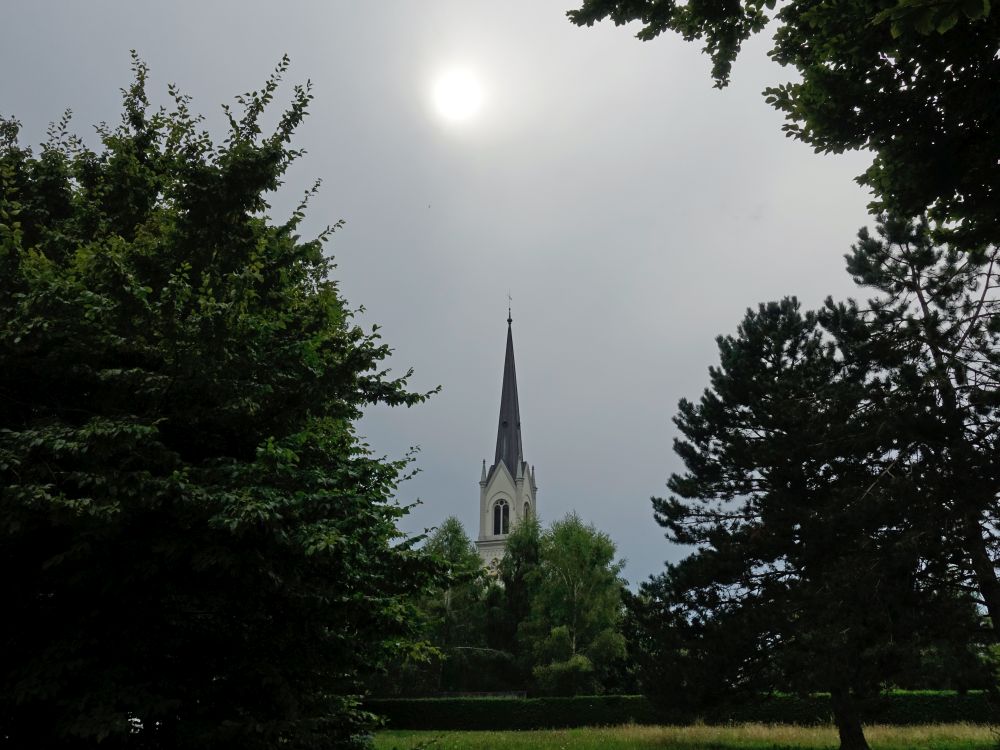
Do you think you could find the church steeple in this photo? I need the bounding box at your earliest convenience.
[491,314,523,481]
[476,309,538,569]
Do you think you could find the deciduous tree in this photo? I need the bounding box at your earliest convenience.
[423,516,488,648]
[568,0,1000,244]
[494,513,543,657]
[0,55,439,749]
[525,513,626,695]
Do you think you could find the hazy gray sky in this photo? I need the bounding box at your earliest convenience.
[2,2,874,584]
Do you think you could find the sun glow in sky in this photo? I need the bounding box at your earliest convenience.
[432,68,485,122]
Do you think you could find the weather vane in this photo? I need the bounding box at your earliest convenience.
[507,291,512,324]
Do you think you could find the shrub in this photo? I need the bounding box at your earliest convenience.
[533,655,598,696]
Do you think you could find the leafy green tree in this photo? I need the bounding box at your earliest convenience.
[636,297,974,750]
[525,513,626,695]
[568,1,1000,244]
[0,55,440,749]
[494,513,542,656]
[409,514,629,696]
[423,516,487,648]
[421,517,523,692]
[427,516,483,572]
[375,517,528,695]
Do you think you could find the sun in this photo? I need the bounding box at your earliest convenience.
[432,69,485,123]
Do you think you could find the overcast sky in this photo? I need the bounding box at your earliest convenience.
[2,2,875,584]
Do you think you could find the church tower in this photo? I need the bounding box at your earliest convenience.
[477,311,537,570]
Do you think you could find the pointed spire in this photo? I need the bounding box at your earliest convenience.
[480,459,487,484]
[493,313,523,479]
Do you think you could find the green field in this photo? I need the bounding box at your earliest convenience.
[375,723,999,750]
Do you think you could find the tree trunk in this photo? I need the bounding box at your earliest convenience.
[830,688,870,750]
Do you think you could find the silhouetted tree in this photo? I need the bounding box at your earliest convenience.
[635,296,975,750]
[828,216,1000,632]
[569,1,1000,245]
[0,55,440,749]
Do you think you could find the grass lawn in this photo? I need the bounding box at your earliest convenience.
[374,723,999,749]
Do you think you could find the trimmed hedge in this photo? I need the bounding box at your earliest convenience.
[368,691,1000,730]
[368,695,657,731]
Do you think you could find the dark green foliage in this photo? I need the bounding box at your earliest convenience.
[371,518,526,695]
[436,647,524,694]
[894,645,1000,693]
[370,695,661,730]
[422,517,488,649]
[622,217,1000,748]
[630,292,985,749]
[369,691,1000,730]
[532,654,600,697]
[393,513,631,697]
[495,514,542,655]
[433,514,547,691]
[0,55,440,749]
[568,1,1000,244]
[371,695,645,730]
[830,216,1000,631]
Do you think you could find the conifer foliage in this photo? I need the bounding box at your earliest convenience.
[0,55,439,749]
[629,220,1000,750]
[837,216,1000,628]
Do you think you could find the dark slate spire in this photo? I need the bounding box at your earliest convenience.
[492,313,523,479]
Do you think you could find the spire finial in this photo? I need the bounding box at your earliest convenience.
[507,291,512,326]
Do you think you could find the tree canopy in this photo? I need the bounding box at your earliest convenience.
[524,513,627,695]
[637,296,978,749]
[630,218,1000,750]
[421,517,490,653]
[836,216,1000,631]
[392,512,631,697]
[0,55,440,749]
[568,0,1000,244]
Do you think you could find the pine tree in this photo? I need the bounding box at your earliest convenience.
[829,216,1000,632]
[636,297,974,750]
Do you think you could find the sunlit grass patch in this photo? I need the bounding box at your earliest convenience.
[374,722,999,750]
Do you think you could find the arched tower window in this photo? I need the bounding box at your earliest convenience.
[493,499,509,535]
[523,501,531,520]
